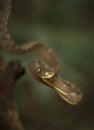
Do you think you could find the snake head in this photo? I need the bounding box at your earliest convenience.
[29,59,55,80]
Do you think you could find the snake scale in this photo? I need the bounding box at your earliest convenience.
[0,0,82,105]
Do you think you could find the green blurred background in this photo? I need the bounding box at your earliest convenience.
[1,0,94,130]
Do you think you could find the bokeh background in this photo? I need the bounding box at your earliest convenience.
[1,0,94,130]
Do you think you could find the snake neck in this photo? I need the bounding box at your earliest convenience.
[0,0,60,72]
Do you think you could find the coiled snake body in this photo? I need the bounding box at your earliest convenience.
[0,0,82,105]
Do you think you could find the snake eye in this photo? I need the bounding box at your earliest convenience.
[37,68,41,73]
[44,71,54,78]
[45,72,49,76]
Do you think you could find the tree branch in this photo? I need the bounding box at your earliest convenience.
[0,58,25,130]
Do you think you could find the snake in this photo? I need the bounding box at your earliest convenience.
[0,0,82,105]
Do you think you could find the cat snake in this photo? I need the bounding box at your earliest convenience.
[0,0,82,105]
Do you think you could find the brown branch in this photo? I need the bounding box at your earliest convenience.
[0,58,25,130]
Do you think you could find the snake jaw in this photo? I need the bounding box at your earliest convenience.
[55,87,82,105]
[41,74,82,105]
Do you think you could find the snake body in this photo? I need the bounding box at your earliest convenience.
[0,0,82,105]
